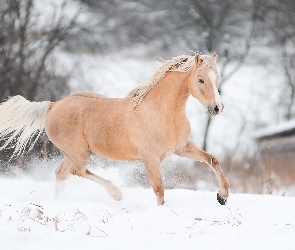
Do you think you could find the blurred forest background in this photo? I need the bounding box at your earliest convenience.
[0,0,295,195]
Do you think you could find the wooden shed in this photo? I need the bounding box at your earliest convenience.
[253,119,295,191]
[254,120,295,153]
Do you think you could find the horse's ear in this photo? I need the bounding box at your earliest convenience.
[195,53,202,66]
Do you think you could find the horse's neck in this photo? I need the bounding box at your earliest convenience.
[145,71,190,113]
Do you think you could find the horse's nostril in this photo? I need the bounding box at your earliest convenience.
[214,106,219,113]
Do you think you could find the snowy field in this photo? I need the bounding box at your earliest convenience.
[1,175,294,250]
[1,42,294,249]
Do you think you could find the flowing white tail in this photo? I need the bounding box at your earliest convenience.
[0,95,51,158]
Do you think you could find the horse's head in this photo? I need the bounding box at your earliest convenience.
[189,52,223,116]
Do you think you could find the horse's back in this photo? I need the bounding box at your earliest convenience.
[71,92,109,100]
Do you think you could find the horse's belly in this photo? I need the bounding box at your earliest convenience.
[88,136,139,161]
[90,146,139,161]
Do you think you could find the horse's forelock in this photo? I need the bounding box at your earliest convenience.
[198,54,218,73]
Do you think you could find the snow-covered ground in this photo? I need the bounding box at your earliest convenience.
[1,175,294,250]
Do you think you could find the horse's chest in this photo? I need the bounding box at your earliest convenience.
[132,111,190,156]
[155,120,190,158]
[159,133,189,160]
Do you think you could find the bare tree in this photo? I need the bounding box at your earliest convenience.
[0,0,83,164]
[0,0,81,102]
[270,0,295,120]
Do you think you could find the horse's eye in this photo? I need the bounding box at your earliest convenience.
[199,79,204,84]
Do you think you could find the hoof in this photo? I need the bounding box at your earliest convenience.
[217,193,227,205]
[111,193,123,201]
[110,188,123,201]
[106,182,123,201]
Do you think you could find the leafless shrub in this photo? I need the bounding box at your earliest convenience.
[14,203,108,236]
[221,151,295,196]
[189,206,242,238]
[17,203,56,232]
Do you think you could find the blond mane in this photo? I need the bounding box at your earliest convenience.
[128,54,217,108]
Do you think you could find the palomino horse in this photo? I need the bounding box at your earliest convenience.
[0,53,229,205]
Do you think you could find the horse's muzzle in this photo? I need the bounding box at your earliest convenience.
[208,103,224,117]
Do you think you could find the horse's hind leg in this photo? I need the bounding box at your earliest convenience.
[77,169,123,201]
[55,156,122,200]
[55,157,72,197]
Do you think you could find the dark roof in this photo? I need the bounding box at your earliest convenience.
[253,119,295,140]
[253,119,295,153]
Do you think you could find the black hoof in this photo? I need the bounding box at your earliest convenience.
[217,193,227,205]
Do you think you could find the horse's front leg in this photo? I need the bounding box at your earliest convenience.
[175,140,230,205]
[141,157,164,205]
